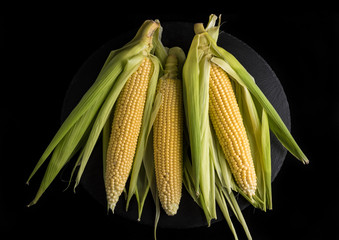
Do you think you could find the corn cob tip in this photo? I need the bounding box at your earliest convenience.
[246,189,256,199]
[164,203,179,216]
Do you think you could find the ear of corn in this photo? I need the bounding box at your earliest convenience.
[183,14,308,238]
[183,21,219,224]
[104,57,154,212]
[153,47,185,216]
[27,20,161,206]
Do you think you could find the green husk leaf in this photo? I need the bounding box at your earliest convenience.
[214,177,252,239]
[205,14,221,41]
[183,36,217,222]
[140,95,162,237]
[135,162,149,220]
[26,51,123,185]
[261,109,272,209]
[182,34,201,196]
[28,104,99,206]
[215,186,238,240]
[143,133,160,239]
[153,19,168,66]
[222,187,253,240]
[209,122,237,193]
[199,55,216,220]
[235,80,267,209]
[182,154,214,225]
[183,154,198,203]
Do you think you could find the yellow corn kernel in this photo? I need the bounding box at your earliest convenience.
[105,57,153,212]
[153,56,183,216]
[209,63,257,197]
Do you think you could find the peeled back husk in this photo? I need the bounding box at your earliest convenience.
[27,20,161,207]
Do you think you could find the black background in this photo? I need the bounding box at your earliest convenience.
[2,8,338,239]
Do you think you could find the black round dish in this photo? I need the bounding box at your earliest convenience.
[61,22,290,229]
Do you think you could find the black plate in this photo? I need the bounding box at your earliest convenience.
[61,22,290,229]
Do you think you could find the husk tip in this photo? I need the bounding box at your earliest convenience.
[143,20,160,37]
[194,23,205,34]
[26,200,36,208]
[303,157,310,165]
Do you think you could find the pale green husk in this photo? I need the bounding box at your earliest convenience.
[27,20,161,207]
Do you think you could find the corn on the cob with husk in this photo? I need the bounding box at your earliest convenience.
[183,14,308,239]
[104,57,153,212]
[153,47,185,216]
[27,20,162,210]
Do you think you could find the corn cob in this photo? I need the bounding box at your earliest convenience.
[105,57,153,212]
[209,62,256,197]
[153,49,184,216]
